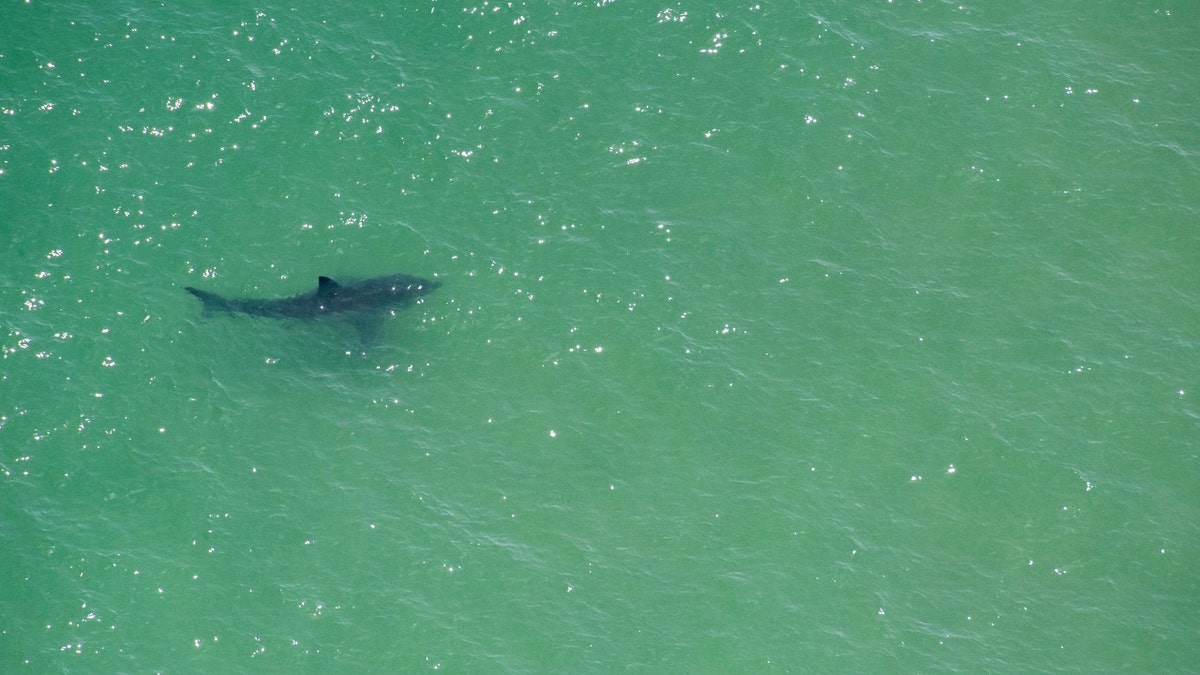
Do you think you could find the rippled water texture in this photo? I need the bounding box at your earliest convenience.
[2,2,1197,671]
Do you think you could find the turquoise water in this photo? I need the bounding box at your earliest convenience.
[3,1,1198,671]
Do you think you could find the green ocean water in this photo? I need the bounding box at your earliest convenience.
[2,1,1198,672]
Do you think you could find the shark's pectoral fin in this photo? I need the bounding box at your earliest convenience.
[348,312,387,345]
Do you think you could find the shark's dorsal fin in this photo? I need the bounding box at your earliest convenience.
[317,276,340,296]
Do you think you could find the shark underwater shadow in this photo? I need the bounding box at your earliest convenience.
[185,272,440,344]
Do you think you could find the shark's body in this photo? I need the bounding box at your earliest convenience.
[185,273,439,341]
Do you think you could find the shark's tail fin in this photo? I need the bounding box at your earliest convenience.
[185,286,233,313]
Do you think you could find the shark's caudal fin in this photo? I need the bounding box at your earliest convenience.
[184,286,233,312]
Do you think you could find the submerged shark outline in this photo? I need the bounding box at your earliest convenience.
[185,272,440,342]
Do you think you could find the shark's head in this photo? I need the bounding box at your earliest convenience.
[315,274,439,313]
[377,274,440,301]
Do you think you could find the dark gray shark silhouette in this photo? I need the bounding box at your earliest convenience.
[185,273,439,342]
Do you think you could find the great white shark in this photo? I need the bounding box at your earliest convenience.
[185,272,439,342]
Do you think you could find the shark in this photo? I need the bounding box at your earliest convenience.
[185,272,440,342]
